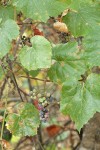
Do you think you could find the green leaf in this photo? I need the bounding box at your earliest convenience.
[0,19,2,24]
[61,73,100,131]
[53,42,80,61]
[6,103,40,136]
[29,70,39,77]
[69,0,91,10]
[48,42,87,83]
[63,2,100,36]
[19,36,52,71]
[48,61,83,83]
[0,19,19,58]
[0,5,14,24]
[12,0,68,22]
[81,27,100,67]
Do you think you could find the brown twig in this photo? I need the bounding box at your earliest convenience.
[0,78,7,100]
[7,58,24,102]
[37,124,43,150]
[11,73,24,102]
[0,62,11,88]
[26,72,33,91]
[19,88,29,96]
[19,75,51,82]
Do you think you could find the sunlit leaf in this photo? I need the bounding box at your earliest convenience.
[61,74,100,131]
[12,0,69,22]
[0,19,19,58]
[48,42,87,83]
[0,5,14,24]
[19,36,52,70]
[63,2,100,36]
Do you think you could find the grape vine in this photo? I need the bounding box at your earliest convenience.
[0,1,100,149]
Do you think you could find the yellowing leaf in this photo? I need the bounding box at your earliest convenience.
[6,103,40,136]
[53,22,68,33]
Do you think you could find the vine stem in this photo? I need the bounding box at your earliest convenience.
[19,75,51,82]
[0,87,8,150]
[0,78,7,100]
[37,138,44,150]
[7,58,24,102]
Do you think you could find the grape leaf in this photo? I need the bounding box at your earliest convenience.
[48,61,86,84]
[69,0,91,10]
[0,5,14,24]
[19,36,52,71]
[81,27,100,67]
[94,0,100,2]
[12,0,68,22]
[63,2,100,36]
[29,70,39,77]
[52,42,81,61]
[0,19,19,58]
[48,42,87,83]
[6,103,40,136]
[61,73,100,131]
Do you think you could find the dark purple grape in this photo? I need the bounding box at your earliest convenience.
[47,96,54,103]
[39,106,49,122]
[40,111,44,115]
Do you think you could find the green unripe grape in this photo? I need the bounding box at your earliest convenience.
[43,102,48,107]
[33,96,37,99]
[30,96,33,99]
[42,97,46,101]
[42,103,45,107]
[39,98,44,103]
[37,93,42,98]
[32,89,36,93]
[32,92,36,96]
[44,101,48,105]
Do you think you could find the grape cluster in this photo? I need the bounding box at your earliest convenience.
[29,89,37,99]
[29,89,54,122]
[38,97,49,122]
